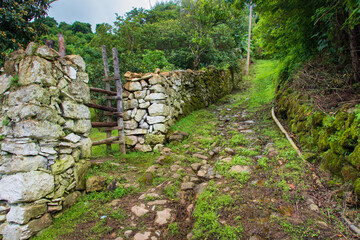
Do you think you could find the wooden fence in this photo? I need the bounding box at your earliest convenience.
[84,45,126,154]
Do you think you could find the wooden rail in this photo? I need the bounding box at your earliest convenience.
[86,45,126,154]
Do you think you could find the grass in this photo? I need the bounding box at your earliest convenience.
[192,181,243,239]
[33,187,131,240]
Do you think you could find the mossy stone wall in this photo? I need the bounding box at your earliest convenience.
[276,84,360,194]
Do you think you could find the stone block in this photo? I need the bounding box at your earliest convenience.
[79,137,92,158]
[63,191,81,208]
[0,74,12,95]
[145,93,166,101]
[8,84,50,106]
[154,124,167,133]
[135,109,147,122]
[18,56,56,86]
[134,90,147,99]
[64,55,86,71]
[51,155,75,175]
[125,136,138,146]
[64,133,81,143]
[1,141,39,156]
[139,102,151,109]
[61,101,91,119]
[0,171,54,204]
[14,120,63,140]
[68,79,90,103]
[145,134,165,145]
[6,203,47,224]
[124,81,142,92]
[77,72,89,83]
[35,45,60,60]
[74,119,91,134]
[124,119,138,130]
[123,99,139,110]
[150,84,166,93]
[149,75,164,85]
[1,213,53,240]
[146,116,166,124]
[125,129,148,135]
[134,144,152,152]
[148,103,168,116]
[0,155,47,174]
[74,160,91,190]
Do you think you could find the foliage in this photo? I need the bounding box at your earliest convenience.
[0,0,54,65]
[142,49,174,72]
[252,0,360,84]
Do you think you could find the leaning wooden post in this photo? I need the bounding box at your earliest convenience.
[112,47,126,154]
[101,45,112,151]
[246,2,253,75]
[57,34,66,58]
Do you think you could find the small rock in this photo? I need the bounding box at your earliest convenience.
[139,193,160,200]
[200,160,207,165]
[170,165,180,172]
[187,232,194,240]
[131,204,149,217]
[316,221,328,228]
[190,176,200,183]
[197,169,207,178]
[172,173,181,179]
[181,182,195,190]
[309,204,319,212]
[229,165,251,174]
[193,153,208,160]
[86,175,107,193]
[225,148,235,155]
[191,163,201,171]
[220,157,232,163]
[146,165,158,173]
[155,208,172,225]
[124,230,133,238]
[147,200,167,206]
[115,237,124,240]
[134,232,151,240]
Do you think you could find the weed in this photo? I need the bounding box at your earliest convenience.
[258,157,269,169]
[193,181,243,239]
[230,133,249,146]
[168,222,180,236]
[164,183,180,201]
[2,116,10,126]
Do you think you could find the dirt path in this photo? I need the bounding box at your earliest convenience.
[35,61,358,240]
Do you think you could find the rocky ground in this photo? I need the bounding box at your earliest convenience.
[34,61,359,240]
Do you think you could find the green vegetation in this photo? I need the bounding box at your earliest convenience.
[34,188,131,240]
[193,181,243,239]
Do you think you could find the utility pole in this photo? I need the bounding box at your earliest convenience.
[246,2,253,75]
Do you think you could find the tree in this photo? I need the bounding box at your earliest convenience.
[180,0,230,68]
[71,21,92,34]
[0,0,54,65]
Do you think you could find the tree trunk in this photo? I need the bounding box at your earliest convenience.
[349,25,360,84]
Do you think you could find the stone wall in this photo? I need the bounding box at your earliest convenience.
[0,44,91,239]
[122,68,239,151]
[276,84,360,195]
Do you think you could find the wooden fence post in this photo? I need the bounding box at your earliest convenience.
[101,45,112,152]
[112,47,126,154]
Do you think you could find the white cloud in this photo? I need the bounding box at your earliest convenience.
[48,0,153,31]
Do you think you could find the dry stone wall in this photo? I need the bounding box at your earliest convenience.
[0,44,91,239]
[122,68,239,151]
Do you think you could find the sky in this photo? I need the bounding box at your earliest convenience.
[48,0,158,31]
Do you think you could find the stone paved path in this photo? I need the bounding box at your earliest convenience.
[102,97,348,240]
